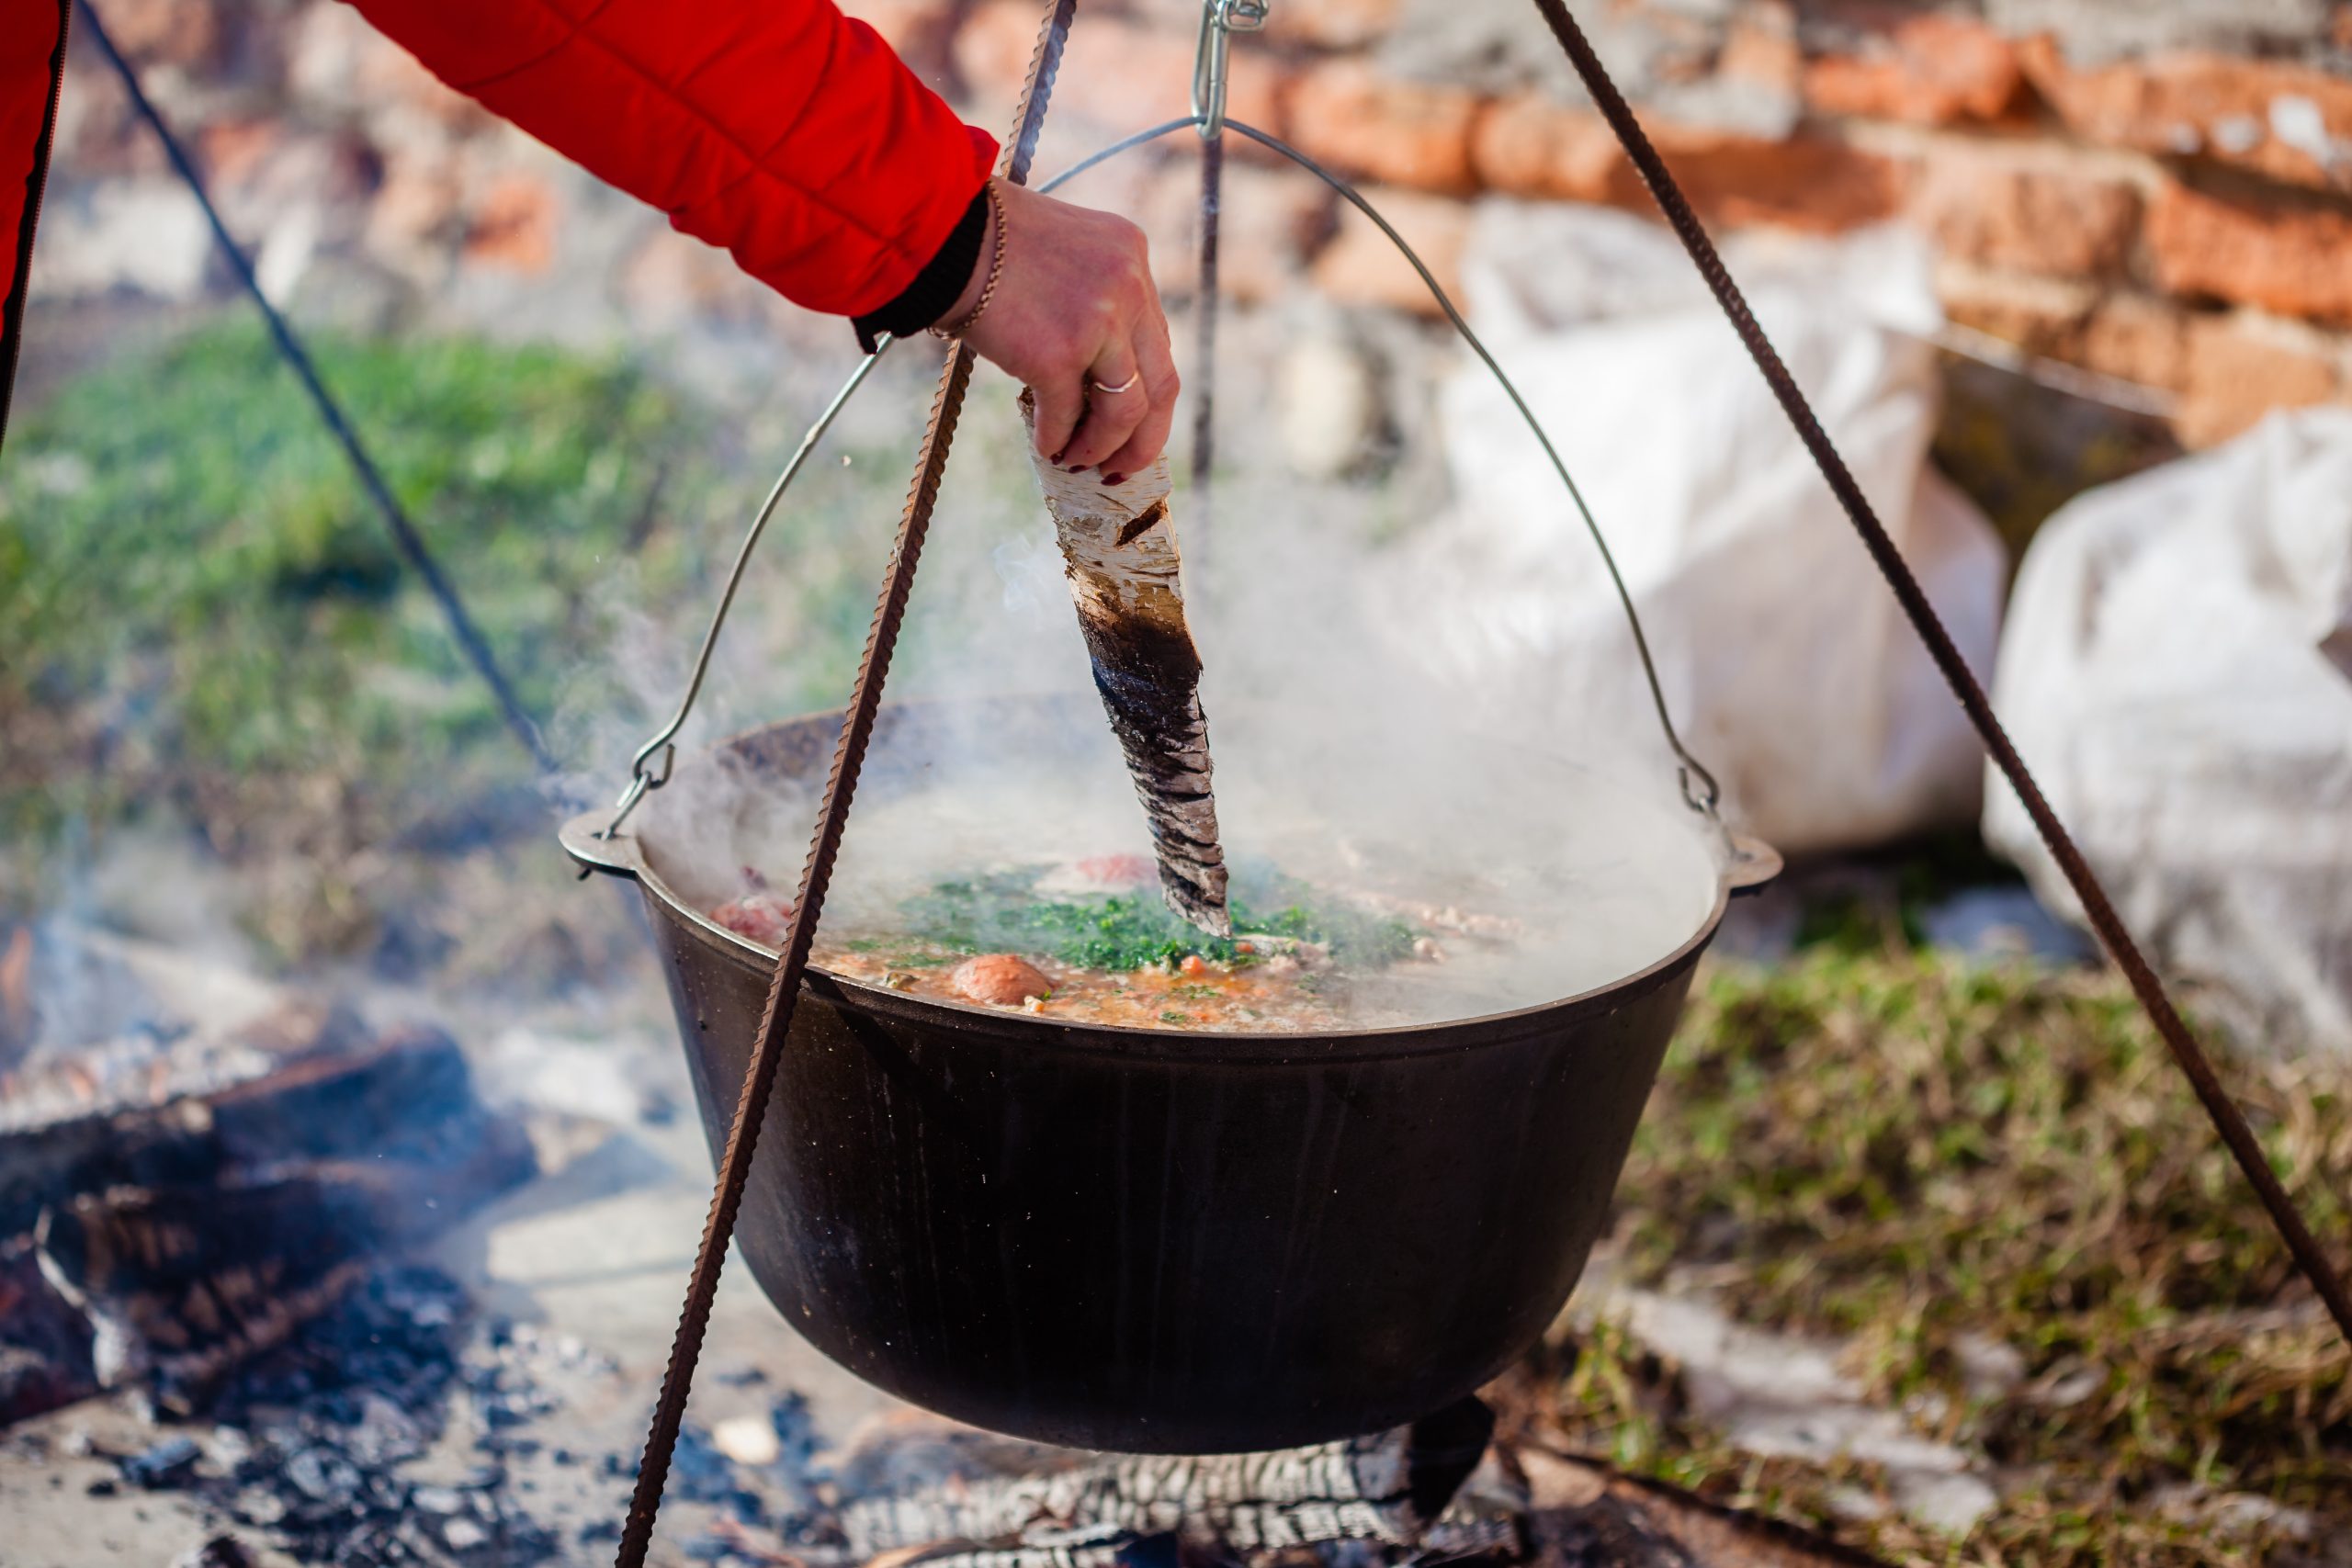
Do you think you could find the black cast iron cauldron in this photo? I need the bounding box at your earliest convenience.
[562,696,1775,1453]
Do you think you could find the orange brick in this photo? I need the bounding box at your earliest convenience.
[1804,13,2024,126]
[1718,8,1804,102]
[1265,0,1400,51]
[198,120,284,188]
[1283,61,1481,196]
[1474,94,1899,233]
[1469,95,1623,204]
[1644,126,1903,233]
[2175,314,2339,447]
[2148,180,2352,325]
[954,1,1283,133]
[463,175,560,276]
[2020,38,2352,196]
[1905,153,2141,277]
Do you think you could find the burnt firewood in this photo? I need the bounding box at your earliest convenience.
[1,1013,534,1426]
[39,1177,394,1409]
[845,1399,1497,1564]
[34,1120,533,1416]
[205,1021,500,1167]
[0,1099,220,1242]
[0,999,367,1237]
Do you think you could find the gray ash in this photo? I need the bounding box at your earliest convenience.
[119,1267,570,1568]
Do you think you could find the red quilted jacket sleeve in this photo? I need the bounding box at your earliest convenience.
[345,0,1000,319]
[2,0,70,454]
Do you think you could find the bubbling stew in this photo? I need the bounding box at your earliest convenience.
[705,852,1520,1032]
[647,698,1729,1036]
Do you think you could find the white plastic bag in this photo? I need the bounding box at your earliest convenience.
[1369,204,2006,854]
[1985,409,2352,1053]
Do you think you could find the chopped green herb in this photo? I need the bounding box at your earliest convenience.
[897,866,1419,972]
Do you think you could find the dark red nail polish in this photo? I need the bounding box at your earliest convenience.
[1102,472,1125,486]
[1049,449,1066,464]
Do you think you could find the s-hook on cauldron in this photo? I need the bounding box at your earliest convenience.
[562,694,1777,1454]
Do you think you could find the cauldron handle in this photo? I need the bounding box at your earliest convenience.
[560,810,644,881]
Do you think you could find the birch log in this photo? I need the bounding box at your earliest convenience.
[1021,392,1230,937]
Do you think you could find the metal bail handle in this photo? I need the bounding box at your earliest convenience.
[592,349,891,849]
[590,111,1731,852]
[583,129,1213,858]
[1192,0,1267,138]
[591,13,1734,855]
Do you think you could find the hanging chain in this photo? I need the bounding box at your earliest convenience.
[77,0,557,776]
[1184,0,1722,818]
[1522,0,2352,1343]
[1187,0,1262,553]
[1191,133,1223,544]
[605,5,1080,1562]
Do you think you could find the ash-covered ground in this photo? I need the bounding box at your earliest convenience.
[0,924,906,1568]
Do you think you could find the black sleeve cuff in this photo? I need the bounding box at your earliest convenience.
[853,184,990,354]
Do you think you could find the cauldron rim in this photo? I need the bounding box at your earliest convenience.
[567,704,1763,1066]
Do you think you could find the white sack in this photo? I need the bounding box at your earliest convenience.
[1369,204,2005,854]
[1984,409,2352,1054]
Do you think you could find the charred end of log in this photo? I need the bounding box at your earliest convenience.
[1078,607,1204,696]
[1,1009,534,1428]
[1081,658,1230,938]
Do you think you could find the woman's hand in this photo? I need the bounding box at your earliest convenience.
[951,181,1180,485]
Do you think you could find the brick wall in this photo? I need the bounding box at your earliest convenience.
[942,0,2352,450]
[38,0,2352,450]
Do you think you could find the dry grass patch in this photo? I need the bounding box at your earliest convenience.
[1547,939,2352,1565]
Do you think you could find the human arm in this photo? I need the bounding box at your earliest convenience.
[342,0,1175,472]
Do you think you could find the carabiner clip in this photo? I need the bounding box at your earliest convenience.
[1191,0,1269,140]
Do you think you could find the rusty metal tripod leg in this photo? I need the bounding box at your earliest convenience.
[606,3,1080,1562]
[1524,0,2352,1348]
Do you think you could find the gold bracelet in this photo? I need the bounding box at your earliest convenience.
[931,178,1005,341]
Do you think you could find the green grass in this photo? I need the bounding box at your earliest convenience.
[1547,932,2352,1565]
[0,319,946,957]
[1,323,704,826]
